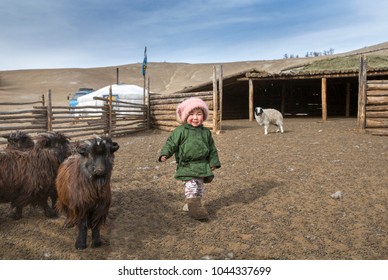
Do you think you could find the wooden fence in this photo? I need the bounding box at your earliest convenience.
[150,66,223,132]
[1,66,223,145]
[358,56,388,136]
[150,91,214,131]
[0,90,148,145]
[0,96,47,144]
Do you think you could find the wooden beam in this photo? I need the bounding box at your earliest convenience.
[281,83,286,115]
[47,90,53,131]
[213,66,218,132]
[321,78,327,122]
[249,78,254,121]
[218,65,223,131]
[358,55,367,129]
[346,82,350,117]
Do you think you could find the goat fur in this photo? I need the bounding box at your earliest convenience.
[56,136,119,249]
[0,132,70,219]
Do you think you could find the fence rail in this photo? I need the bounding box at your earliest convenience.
[0,92,148,145]
[0,97,47,143]
[149,91,214,131]
[1,69,223,144]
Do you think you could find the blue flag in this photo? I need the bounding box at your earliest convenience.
[142,46,147,76]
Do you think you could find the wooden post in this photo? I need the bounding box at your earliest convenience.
[249,78,254,121]
[321,78,327,122]
[47,89,53,131]
[41,94,45,106]
[346,82,350,117]
[143,71,147,109]
[212,66,218,132]
[281,83,286,115]
[108,85,113,137]
[358,55,367,129]
[147,77,151,130]
[218,65,223,131]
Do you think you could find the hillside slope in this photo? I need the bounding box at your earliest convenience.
[1,42,388,106]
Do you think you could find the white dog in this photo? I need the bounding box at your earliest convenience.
[254,107,284,135]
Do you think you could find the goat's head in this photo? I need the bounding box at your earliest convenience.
[77,136,119,185]
[35,132,71,162]
[4,130,35,150]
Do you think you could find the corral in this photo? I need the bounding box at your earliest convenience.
[0,118,387,259]
[0,55,387,260]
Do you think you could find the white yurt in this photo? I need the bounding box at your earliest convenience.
[75,84,146,116]
[77,84,145,105]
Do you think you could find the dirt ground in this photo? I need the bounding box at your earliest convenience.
[0,118,387,260]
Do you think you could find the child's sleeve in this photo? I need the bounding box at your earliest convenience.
[158,129,180,162]
[208,134,221,169]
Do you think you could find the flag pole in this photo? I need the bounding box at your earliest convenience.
[142,46,147,106]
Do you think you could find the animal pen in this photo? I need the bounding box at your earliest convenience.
[0,67,223,145]
[1,59,387,144]
[0,87,149,144]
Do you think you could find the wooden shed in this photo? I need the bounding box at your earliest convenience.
[178,55,388,124]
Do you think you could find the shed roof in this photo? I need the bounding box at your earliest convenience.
[177,55,388,93]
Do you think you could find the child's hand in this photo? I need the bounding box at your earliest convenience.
[211,166,216,171]
[160,155,167,162]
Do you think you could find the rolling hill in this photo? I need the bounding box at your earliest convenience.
[1,41,388,106]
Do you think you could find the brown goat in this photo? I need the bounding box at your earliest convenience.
[3,131,68,212]
[4,131,35,151]
[56,136,119,249]
[0,132,71,219]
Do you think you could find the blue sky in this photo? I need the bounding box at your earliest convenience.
[1,0,387,70]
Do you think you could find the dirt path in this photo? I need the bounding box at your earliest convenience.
[0,118,387,260]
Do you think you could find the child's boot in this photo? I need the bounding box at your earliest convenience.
[187,197,209,220]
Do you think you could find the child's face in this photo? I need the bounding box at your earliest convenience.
[186,108,204,127]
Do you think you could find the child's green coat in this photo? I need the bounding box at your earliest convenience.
[159,123,221,182]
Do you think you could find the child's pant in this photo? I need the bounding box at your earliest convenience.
[184,178,205,199]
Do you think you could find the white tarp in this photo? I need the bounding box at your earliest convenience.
[75,84,146,116]
[77,84,145,105]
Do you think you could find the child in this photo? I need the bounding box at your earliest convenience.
[158,97,221,220]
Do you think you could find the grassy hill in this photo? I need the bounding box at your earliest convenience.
[1,42,388,106]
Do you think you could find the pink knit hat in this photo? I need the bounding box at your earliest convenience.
[176,97,209,123]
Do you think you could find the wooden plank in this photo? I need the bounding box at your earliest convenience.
[0,124,46,131]
[0,109,45,115]
[365,118,388,128]
[150,91,212,100]
[365,128,388,136]
[150,95,212,105]
[367,80,388,84]
[0,100,43,106]
[366,96,388,105]
[366,111,388,118]
[152,101,213,110]
[366,105,388,111]
[367,83,388,91]
[367,90,388,96]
